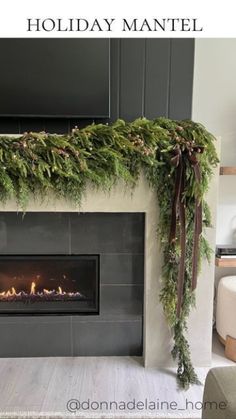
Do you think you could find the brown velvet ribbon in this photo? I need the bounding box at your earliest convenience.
[169,145,204,317]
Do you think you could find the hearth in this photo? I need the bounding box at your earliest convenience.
[0,255,99,315]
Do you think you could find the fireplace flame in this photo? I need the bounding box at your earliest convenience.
[43,288,51,295]
[0,281,82,301]
[3,287,17,297]
[30,282,36,295]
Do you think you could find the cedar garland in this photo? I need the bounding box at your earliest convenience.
[0,117,218,389]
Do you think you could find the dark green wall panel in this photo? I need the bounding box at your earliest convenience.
[0,38,194,133]
[168,39,195,120]
[144,39,171,119]
[119,39,146,121]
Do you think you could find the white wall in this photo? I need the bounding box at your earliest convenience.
[192,39,236,246]
[192,39,236,309]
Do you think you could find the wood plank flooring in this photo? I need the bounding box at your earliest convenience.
[0,333,234,419]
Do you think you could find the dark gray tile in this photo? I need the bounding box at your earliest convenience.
[0,315,71,324]
[0,317,71,357]
[72,319,143,356]
[100,284,143,316]
[70,213,145,254]
[72,312,142,322]
[100,254,144,285]
[0,211,144,357]
[0,212,70,254]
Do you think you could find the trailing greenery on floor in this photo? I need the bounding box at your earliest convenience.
[0,117,218,388]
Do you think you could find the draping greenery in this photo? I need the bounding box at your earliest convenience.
[0,117,218,388]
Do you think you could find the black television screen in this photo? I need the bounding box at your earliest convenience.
[0,39,110,118]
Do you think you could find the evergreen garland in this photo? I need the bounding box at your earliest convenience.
[0,117,218,389]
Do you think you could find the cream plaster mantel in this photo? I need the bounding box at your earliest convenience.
[0,169,219,368]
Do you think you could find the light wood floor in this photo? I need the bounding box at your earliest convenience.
[0,333,234,419]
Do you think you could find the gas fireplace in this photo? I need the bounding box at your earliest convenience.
[0,255,99,315]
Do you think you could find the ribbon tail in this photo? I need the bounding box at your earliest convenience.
[176,165,186,318]
[169,161,183,244]
[191,163,202,291]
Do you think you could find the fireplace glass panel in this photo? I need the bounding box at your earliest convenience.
[0,255,99,315]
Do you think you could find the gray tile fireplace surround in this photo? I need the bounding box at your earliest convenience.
[0,212,144,357]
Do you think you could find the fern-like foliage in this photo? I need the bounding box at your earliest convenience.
[0,117,219,389]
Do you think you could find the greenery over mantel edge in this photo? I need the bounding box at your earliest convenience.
[0,117,218,389]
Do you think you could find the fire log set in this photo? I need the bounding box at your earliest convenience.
[0,281,84,303]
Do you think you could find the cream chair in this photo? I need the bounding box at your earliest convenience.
[216,276,236,361]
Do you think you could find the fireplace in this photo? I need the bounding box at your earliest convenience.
[0,255,99,315]
[0,211,144,357]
